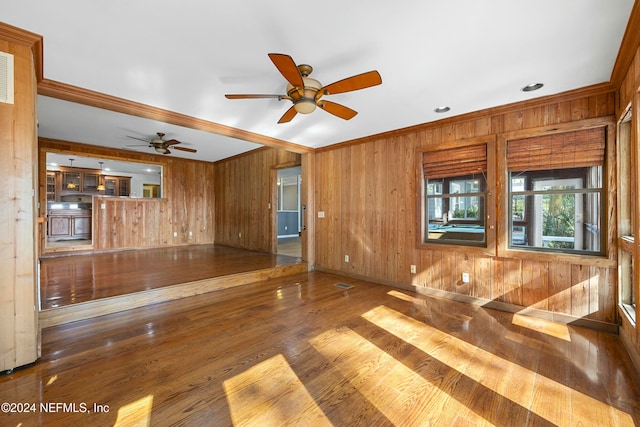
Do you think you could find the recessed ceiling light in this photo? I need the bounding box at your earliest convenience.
[434,106,450,113]
[521,83,544,92]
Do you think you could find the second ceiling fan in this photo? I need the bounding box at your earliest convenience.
[225,53,382,123]
[125,132,197,155]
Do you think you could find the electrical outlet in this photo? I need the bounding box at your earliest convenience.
[344,255,349,263]
[410,265,417,274]
[462,272,470,283]
[173,231,177,237]
[189,231,193,237]
[318,211,325,218]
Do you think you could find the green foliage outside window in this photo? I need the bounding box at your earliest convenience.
[542,193,575,249]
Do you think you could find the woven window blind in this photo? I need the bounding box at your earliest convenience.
[423,144,487,180]
[507,127,605,171]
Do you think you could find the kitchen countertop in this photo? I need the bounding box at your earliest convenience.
[47,202,92,210]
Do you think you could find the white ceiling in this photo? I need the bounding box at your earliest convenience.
[3,1,635,162]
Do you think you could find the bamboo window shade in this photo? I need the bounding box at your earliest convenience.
[507,127,605,171]
[422,144,487,180]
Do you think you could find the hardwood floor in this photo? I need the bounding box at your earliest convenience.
[40,244,301,309]
[277,236,301,257]
[3,271,639,426]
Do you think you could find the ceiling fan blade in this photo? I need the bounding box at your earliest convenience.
[225,94,283,99]
[319,70,382,96]
[318,100,358,120]
[126,135,151,143]
[174,146,197,153]
[268,53,304,88]
[278,106,298,124]
[164,139,181,146]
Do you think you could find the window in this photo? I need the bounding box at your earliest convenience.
[507,128,605,255]
[423,144,487,247]
[618,109,635,322]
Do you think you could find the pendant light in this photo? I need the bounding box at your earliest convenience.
[96,161,105,191]
[67,159,77,189]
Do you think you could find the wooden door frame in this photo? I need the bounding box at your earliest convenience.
[269,155,314,269]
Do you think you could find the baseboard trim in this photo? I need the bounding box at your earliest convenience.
[619,327,640,378]
[315,267,618,334]
[414,286,618,334]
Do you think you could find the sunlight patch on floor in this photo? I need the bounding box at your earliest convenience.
[362,305,634,427]
[309,326,470,426]
[512,312,571,342]
[114,394,154,427]
[223,354,332,427]
[46,375,58,386]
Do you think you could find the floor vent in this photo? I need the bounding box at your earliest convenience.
[334,283,353,290]
[0,51,14,105]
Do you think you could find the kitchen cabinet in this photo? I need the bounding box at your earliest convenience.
[59,167,101,194]
[61,170,81,192]
[46,171,59,201]
[104,176,131,196]
[49,167,130,197]
[47,208,92,241]
[82,172,100,192]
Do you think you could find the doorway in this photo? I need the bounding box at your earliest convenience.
[143,184,161,198]
[276,167,302,257]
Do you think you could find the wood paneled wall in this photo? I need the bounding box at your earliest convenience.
[39,139,215,251]
[314,90,618,326]
[616,9,640,371]
[214,147,300,253]
[0,27,40,371]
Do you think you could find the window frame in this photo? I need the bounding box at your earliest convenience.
[496,118,616,267]
[507,168,605,255]
[617,104,637,325]
[416,137,496,256]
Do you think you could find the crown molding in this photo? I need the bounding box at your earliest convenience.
[38,78,313,154]
[0,22,43,81]
[610,0,640,88]
[318,82,616,153]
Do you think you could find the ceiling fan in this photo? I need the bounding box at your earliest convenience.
[225,53,382,123]
[125,132,197,155]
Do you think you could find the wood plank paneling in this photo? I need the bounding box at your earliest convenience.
[549,262,573,315]
[522,260,548,311]
[214,147,300,253]
[314,90,618,326]
[0,31,39,371]
[474,256,492,300]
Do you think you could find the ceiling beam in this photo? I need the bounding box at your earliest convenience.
[38,78,313,154]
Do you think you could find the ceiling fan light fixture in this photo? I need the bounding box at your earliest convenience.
[155,146,169,154]
[294,99,317,114]
[288,76,322,114]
